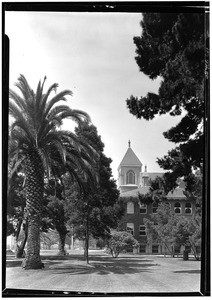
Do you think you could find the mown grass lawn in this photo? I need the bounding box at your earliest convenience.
[4,249,201,295]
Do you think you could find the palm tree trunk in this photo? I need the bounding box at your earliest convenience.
[22,149,44,270]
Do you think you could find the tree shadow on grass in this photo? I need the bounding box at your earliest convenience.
[174,270,200,274]
[6,254,158,275]
[6,259,63,268]
[6,260,22,268]
[47,256,159,276]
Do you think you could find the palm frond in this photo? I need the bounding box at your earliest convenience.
[49,139,67,165]
[8,156,25,182]
[59,109,91,124]
[66,150,98,185]
[10,121,34,146]
[8,139,18,155]
[9,100,34,131]
[35,76,46,110]
[38,146,51,179]
[9,89,28,113]
[10,128,31,147]
[14,74,33,104]
[40,83,59,112]
[37,119,59,143]
[41,130,67,146]
[63,165,85,194]
[47,105,73,120]
[43,90,73,119]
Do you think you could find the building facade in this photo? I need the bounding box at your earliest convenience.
[118,142,196,255]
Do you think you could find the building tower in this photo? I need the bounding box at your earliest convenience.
[117,140,143,193]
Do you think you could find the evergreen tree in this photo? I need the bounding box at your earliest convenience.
[126,13,208,189]
[67,123,123,262]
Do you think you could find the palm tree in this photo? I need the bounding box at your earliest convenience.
[9,75,96,269]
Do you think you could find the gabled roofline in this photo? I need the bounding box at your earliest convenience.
[118,164,142,170]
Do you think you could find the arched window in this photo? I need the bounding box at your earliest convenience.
[126,170,135,184]
[126,223,134,235]
[127,201,134,214]
[174,202,181,214]
[185,202,192,215]
[139,203,147,214]
[152,202,158,214]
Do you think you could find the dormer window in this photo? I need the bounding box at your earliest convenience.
[185,202,192,215]
[139,203,147,214]
[174,202,181,214]
[126,170,135,184]
[126,223,134,235]
[127,201,134,214]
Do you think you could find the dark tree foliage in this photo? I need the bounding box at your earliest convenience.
[44,179,69,255]
[7,172,29,258]
[68,123,124,261]
[75,123,123,236]
[7,172,26,236]
[126,13,207,189]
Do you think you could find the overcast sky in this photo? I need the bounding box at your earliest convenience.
[5,11,184,180]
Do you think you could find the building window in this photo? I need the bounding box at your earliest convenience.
[139,244,146,253]
[126,223,134,235]
[174,202,181,214]
[126,170,135,184]
[139,224,146,236]
[152,245,159,254]
[185,202,192,215]
[152,202,158,214]
[139,203,147,214]
[127,201,134,214]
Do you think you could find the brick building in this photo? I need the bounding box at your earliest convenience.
[118,141,196,255]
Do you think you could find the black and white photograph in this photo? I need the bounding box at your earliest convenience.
[2,2,210,297]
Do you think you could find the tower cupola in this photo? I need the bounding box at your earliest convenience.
[117,141,142,193]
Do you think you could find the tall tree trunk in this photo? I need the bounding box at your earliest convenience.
[57,231,67,256]
[16,219,28,258]
[22,149,44,270]
[84,217,89,264]
[171,244,175,258]
[15,218,23,258]
[22,215,43,269]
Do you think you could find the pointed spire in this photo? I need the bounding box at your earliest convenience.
[118,141,142,169]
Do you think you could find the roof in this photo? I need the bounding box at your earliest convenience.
[118,147,142,169]
[120,186,186,200]
[120,186,150,198]
[147,173,164,181]
[166,187,186,199]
